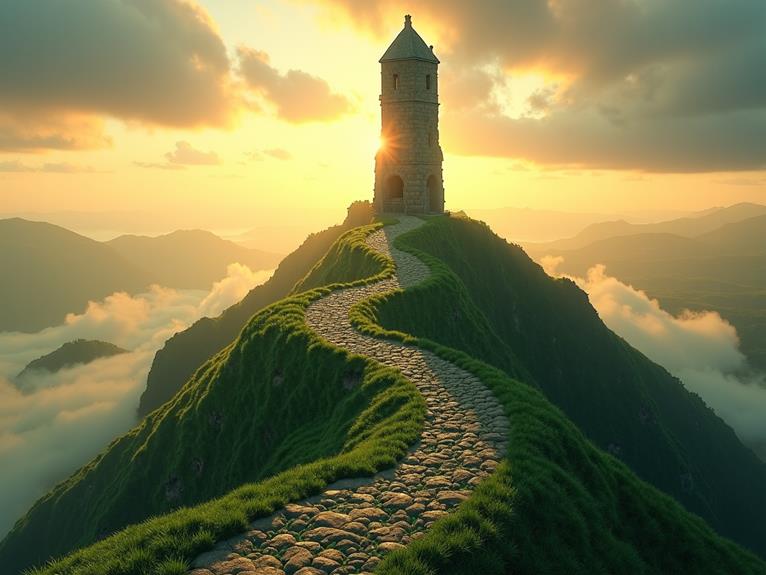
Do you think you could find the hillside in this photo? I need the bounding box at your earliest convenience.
[0,219,152,333]
[528,215,766,371]
[137,201,375,417]
[529,202,766,252]
[107,229,282,289]
[16,339,128,383]
[1,214,764,575]
[363,215,766,555]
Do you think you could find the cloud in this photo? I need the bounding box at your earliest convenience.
[134,161,186,171]
[135,141,221,170]
[165,141,221,165]
[543,258,766,453]
[199,263,273,317]
[0,0,235,152]
[237,47,354,123]
[263,148,293,161]
[0,264,272,536]
[0,160,99,173]
[308,0,766,172]
[0,113,111,153]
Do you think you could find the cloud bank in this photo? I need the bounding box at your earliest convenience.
[0,1,350,152]
[0,0,236,151]
[0,264,272,537]
[310,0,766,171]
[542,257,766,453]
[237,47,354,123]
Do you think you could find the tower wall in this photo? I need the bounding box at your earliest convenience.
[374,56,444,213]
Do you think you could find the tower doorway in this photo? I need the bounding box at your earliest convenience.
[386,174,404,200]
[427,175,441,212]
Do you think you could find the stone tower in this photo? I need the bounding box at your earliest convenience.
[374,15,444,214]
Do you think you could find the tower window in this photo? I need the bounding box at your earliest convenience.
[393,74,399,90]
[426,74,431,90]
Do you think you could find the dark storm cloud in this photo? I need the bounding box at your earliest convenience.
[0,0,235,151]
[237,47,354,123]
[309,0,766,171]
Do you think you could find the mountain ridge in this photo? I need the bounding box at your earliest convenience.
[526,202,766,252]
[0,214,763,573]
[0,218,283,333]
[2,214,763,575]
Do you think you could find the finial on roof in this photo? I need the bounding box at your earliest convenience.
[404,14,412,27]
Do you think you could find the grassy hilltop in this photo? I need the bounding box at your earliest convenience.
[1,214,764,575]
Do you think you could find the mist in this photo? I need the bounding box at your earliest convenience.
[543,256,766,455]
[0,264,272,537]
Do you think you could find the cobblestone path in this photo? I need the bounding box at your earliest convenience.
[189,217,509,575]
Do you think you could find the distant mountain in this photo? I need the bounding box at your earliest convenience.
[0,219,285,333]
[528,202,766,252]
[697,214,766,256]
[529,214,766,373]
[16,339,128,388]
[107,230,282,289]
[466,206,698,243]
[0,219,152,333]
[3,213,764,575]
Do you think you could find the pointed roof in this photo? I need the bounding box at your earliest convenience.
[380,15,439,64]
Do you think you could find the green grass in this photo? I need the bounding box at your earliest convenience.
[4,223,423,575]
[349,214,764,573]
[354,300,765,574]
[8,214,766,575]
[352,213,766,557]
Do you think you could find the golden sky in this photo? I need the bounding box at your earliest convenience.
[0,0,764,239]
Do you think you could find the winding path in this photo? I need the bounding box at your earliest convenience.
[189,217,509,575]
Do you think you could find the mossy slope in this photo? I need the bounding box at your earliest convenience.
[359,214,766,557]
[3,214,764,575]
[0,224,424,575]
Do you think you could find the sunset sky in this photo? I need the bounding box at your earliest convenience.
[1,0,764,240]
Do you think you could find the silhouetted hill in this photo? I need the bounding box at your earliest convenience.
[0,219,284,334]
[530,202,766,251]
[698,214,766,255]
[0,219,151,333]
[2,214,762,575]
[16,339,128,390]
[137,201,375,417]
[107,229,282,289]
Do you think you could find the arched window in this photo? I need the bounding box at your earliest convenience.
[426,74,431,90]
[393,74,399,90]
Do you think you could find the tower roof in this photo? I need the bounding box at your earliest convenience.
[380,15,439,64]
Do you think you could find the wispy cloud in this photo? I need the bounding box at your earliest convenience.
[0,160,99,173]
[0,264,273,537]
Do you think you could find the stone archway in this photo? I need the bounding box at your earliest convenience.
[386,174,404,200]
[427,175,441,212]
